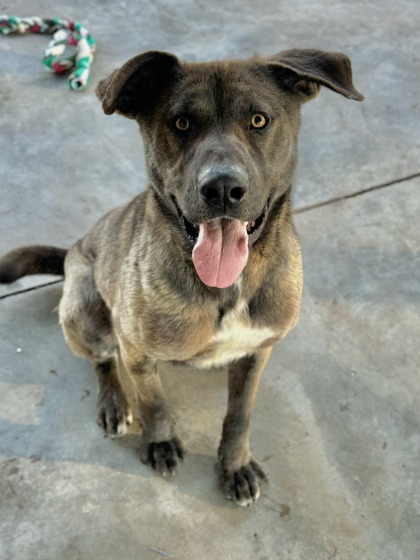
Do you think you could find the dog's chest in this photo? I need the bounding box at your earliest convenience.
[189,299,274,369]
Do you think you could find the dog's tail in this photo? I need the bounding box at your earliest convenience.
[0,246,67,284]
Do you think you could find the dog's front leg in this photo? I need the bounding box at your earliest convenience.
[120,346,184,476]
[217,347,271,506]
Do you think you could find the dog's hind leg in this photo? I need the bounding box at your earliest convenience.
[91,356,133,436]
[59,245,132,436]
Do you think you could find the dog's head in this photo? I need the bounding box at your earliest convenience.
[96,49,362,288]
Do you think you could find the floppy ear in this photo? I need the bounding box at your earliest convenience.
[95,51,180,118]
[267,49,364,103]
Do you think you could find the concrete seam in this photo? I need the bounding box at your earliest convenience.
[0,279,63,301]
[293,172,420,214]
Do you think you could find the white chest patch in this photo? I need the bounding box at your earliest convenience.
[190,299,274,369]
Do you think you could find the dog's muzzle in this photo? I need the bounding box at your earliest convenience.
[172,165,271,289]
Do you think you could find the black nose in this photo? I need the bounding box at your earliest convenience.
[199,169,248,211]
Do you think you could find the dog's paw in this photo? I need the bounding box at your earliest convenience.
[96,389,133,437]
[141,437,185,476]
[217,458,268,507]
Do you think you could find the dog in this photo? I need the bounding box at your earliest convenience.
[0,48,362,506]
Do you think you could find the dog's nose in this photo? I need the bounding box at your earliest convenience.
[198,169,248,211]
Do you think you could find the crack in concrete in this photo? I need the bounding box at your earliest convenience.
[1,171,419,302]
[293,172,420,214]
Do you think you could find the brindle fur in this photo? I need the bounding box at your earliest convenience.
[0,49,362,506]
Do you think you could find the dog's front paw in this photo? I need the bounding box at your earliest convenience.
[96,389,133,437]
[141,437,185,476]
[217,458,268,507]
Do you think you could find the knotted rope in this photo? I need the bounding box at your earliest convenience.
[0,16,95,91]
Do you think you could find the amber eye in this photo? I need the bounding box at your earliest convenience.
[175,117,190,131]
[251,114,268,129]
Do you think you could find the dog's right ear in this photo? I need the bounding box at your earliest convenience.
[95,51,180,118]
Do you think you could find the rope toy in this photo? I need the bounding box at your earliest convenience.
[0,16,95,91]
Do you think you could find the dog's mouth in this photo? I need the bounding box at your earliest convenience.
[178,199,269,244]
[174,198,270,289]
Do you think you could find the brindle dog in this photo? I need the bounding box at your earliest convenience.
[0,49,362,506]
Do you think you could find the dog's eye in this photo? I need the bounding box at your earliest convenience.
[250,114,268,129]
[175,117,190,131]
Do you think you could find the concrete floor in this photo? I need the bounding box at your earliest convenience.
[1,1,419,559]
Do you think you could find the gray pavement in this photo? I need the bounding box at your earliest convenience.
[0,1,419,559]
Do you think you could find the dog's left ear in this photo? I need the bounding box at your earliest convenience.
[95,51,180,118]
[267,49,364,103]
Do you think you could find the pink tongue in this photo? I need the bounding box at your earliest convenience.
[192,219,249,288]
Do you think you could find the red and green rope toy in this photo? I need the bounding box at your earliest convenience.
[0,16,95,91]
